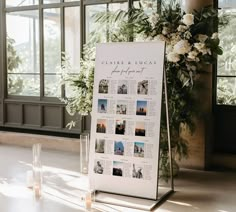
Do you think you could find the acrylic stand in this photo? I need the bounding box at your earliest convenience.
[93,70,174,211]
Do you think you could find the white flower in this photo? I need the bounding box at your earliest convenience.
[174,40,192,55]
[177,25,187,32]
[188,50,198,60]
[194,43,211,55]
[197,34,208,43]
[211,32,218,39]
[170,33,181,45]
[182,14,194,26]
[194,42,205,51]
[149,12,159,27]
[167,52,181,63]
[162,27,169,35]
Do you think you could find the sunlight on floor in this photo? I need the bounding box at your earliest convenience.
[0,182,32,199]
[167,200,192,207]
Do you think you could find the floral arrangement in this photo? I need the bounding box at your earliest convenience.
[62,0,223,177]
[124,0,222,85]
[60,50,94,128]
[123,0,222,176]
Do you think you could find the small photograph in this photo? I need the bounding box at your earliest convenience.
[114,141,124,156]
[94,160,104,174]
[96,119,106,133]
[113,161,123,177]
[98,79,109,94]
[98,99,107,113]
[95,139,105,153]
[117,80,128,94]
[132,164,143,179]
[134,142,145,158]
[137,80,148,95]
[135,122,146,136]
[115,119,126,135]
[136,100,147,116]
[116,103,127,115]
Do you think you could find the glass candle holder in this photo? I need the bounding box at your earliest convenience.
[33,143,41,163]
[80,133,90,174]
[33,161,43,199]
[32,143,43,199]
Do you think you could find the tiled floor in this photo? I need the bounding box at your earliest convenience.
[0,144,235,212]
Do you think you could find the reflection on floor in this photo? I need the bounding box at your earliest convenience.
[0,144,236,212]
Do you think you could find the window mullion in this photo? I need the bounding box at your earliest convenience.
[39,2,44,99]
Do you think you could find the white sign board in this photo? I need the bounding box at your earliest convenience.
[89,42,165,199]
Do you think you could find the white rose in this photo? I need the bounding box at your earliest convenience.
[211,32,218,39]
[177,25,187,32]
[188,50,198,60]
[182,14,194,26]
[174,40,192,55]
[194,42,205,51]
[167,52,181,63]
[194,43,211,55]
[149,12,159,27]
[197,34,208,43]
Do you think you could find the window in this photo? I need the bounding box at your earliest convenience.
[85,2,128,44]
[7,10,40,96]
[217,1,236,105]
[5,1,80,98]
[43,8,61,97]
[1,0,139,133]
[6,0,38,7]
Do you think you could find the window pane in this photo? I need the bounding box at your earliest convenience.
[219,0,236,8]
[43,0,60,4]
[65,6,80,72]
[86,4,106,43]
[44,8,61,97]
[8,74,40,96]
[217,8,236,105]
[217,77,236,105]
[6,0,38,7]
[218,9,236,76]
[86,3,128,43]
[6,10,40,96]
[44,75,61,97]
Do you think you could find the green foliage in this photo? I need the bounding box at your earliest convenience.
[7,36,23,95]
[60,50,94,128]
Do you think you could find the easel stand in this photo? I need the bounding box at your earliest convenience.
[94,70,174,211]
